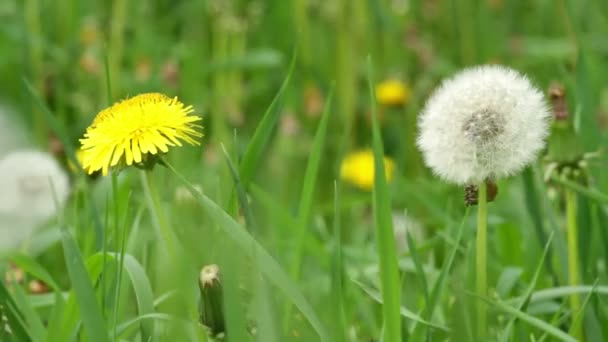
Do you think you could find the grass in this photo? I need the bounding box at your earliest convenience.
[0,0,608,341]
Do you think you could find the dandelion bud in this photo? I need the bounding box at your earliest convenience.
[199,264,225,336]
[417,65,551,185]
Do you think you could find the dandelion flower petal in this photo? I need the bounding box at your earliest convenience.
[79,93,202,175]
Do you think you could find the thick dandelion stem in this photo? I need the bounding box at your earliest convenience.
[141,170,179,260]
[566,188,582,340]
[476,181,488,340]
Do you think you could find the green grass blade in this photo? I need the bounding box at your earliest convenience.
[0,281,32,341]
[405,228,430,303]
[499,233,554,342]
[352,279,449,332]
[221,144,258,230]
[0,279,41,342]
[331,182,347,342]
[550,175,608,205]
[506,286,608,304]
[8,282,46,341]
[109,253,156,342]
[476,295,577,342]
[253,275,280,342]
[569,279,599,337]
[61,229,110,342]
[367,57,402,342]
[10,253,61,291]
[238,52,296,187]
[114,313,172,337]
[290,88,334,276]
[222,252,249,342]
[50,251,156,341]
[411,208,470,339]
[44,292,66,342]
[165,162,329,342]
[522,168,558,284]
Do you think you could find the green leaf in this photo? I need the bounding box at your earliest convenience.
[367,57,402,342]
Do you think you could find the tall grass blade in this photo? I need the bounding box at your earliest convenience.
[475,295,577,342]
[238,53,296,187]
[0,280,32,341]
[411,208,470,339]
[331,182,346,342]
[499,233,554,342]
[367,57,402,342]
[61,229,110,342]
[290,88,334,277]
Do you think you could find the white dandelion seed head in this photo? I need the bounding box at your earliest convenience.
[0,150,70,252]
[417,65,551,185]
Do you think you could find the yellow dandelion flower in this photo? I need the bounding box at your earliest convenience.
[375,79,411,106]
[79,93,202,175]
[340,149,396,191]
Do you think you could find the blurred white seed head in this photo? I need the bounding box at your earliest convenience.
[392,211,424,253]
[0,150,70,252]
[417,65,551,185]
[0,105,28,159]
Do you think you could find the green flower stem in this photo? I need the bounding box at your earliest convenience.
[141,171,179,260]
[476,181,488,340]
[566,188,582,340]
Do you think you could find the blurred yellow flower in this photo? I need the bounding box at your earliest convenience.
[375,79,411,106]
[79,93,202,176]
[340,150,396,190]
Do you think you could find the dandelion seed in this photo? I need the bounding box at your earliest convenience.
[79,93,203,175]
[375,79,411,106]
[417,65,550,185]
[340,149,396,191]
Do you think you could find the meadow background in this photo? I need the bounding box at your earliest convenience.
[1,0,608,341]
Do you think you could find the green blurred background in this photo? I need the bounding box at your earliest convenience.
[1,0,608,341]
